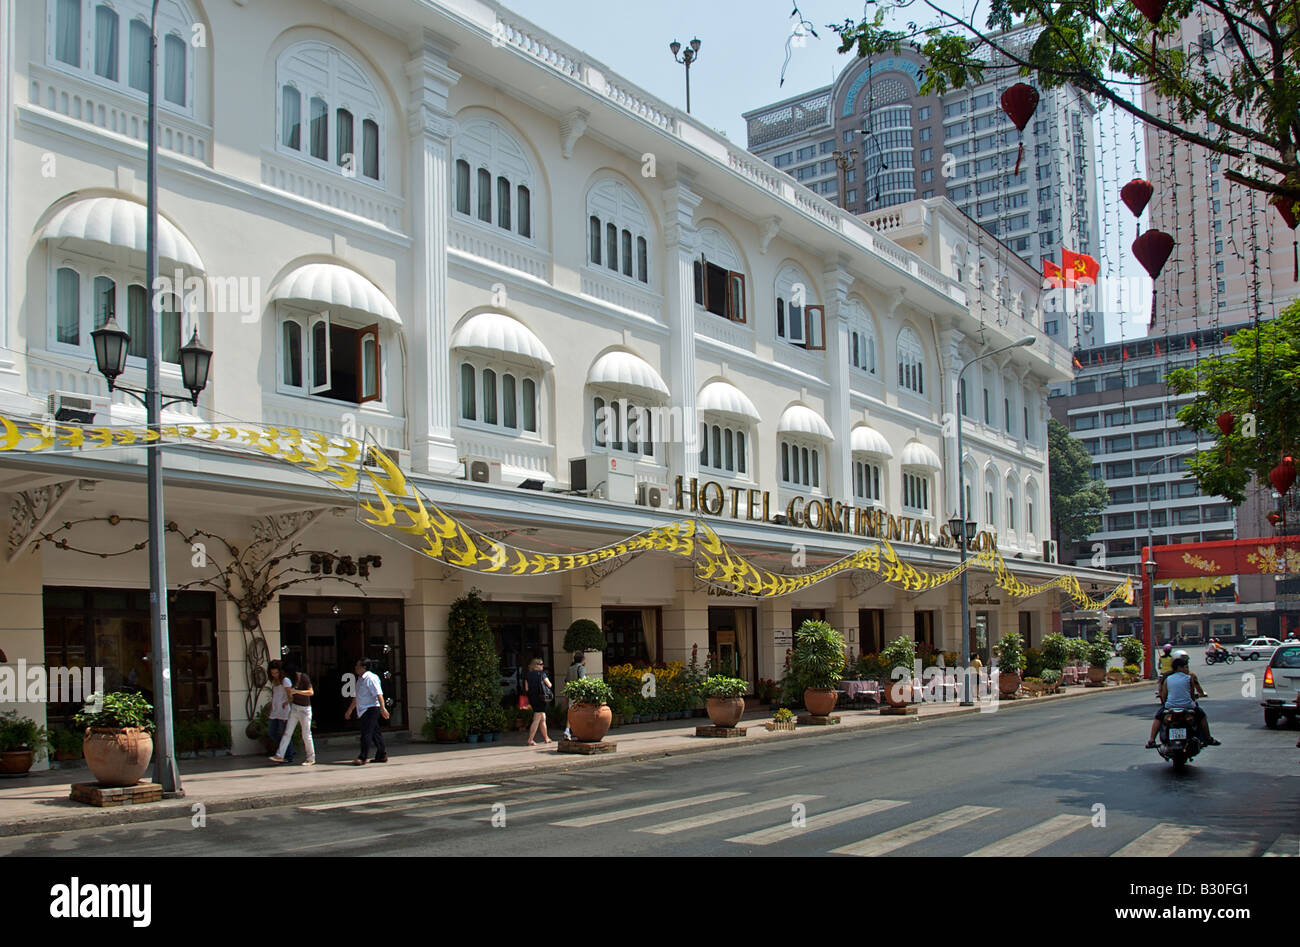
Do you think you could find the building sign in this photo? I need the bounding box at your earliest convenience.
[674,475,999,553]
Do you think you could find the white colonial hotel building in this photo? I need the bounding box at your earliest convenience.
[0,0,1120,755]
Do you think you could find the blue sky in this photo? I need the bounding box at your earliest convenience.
[503,0,1146,344]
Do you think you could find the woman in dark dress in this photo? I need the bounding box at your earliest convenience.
[525,657,553,746]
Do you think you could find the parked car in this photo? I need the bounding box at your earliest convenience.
[1261,643,1300,728]
[1232,637,1282,661]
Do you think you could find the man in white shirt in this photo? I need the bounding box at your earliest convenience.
[265,660,294,764]
[344,657,389,765]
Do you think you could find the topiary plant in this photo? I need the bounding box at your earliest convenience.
[563,619,606,653]
[447,590,499,706]
[790,621,847,691]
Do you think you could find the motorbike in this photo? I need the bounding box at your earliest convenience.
[1154,709,1204,772]
[1204,648,1234,665]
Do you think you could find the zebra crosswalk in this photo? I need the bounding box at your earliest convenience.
[300,785,1291,857]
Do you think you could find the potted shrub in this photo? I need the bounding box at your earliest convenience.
[0,711,49,776]
[49,727,83,762]
[879,636,916,708]
[564,677,613,742]
[700,675,748,728]
[1040,668,1061,693]
[424,700,468,743]
[1041,632,1069,671]
[790,620,846,715]
[203,718,232,756]
[1086,634,1112,683]
[563,619,606,655]
[482,704,507,743]
[994,631,1024,697]
[75,692,154,787]
[765,707,797,732]
[1118,636,1145,671]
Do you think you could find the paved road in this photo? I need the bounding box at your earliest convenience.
[5,660,1296,857]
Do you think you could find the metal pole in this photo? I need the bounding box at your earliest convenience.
[684,58,691,114]
[957,370,972,705]
[146,0,181,796]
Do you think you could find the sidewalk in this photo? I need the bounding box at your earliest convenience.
[0,681,1151,838]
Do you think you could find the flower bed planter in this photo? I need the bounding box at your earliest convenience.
[764,720,797,732]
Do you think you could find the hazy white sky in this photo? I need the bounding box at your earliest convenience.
[503,0,1147,343]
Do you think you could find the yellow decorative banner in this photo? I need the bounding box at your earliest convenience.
[0,415,1132,610]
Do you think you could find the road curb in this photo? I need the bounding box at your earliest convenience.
[0,679,1154,838]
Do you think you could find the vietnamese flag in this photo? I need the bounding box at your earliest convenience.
[1073,353,1083,369]
[1122,347,1129,361]
[1154,341,1161,356]
[1061,248,1100,287]
[1189,337,1197,352]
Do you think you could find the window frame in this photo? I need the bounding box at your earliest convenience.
[698,417,750,479]
[276,304,390,407]
[778,436,823,492]
[456,356,541,439]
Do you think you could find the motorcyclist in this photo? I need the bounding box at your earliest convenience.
[1158,643,1174,676]
[1146,651,1219,748]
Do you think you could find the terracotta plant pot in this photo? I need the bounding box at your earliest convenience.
[1087,666,1107,684]
[567,702,612,742]
[884,679,913,708]
[434,728,462,743]
[82,728,153,788]
[803,688,839,716]
[0,749,34,775]
[706,697,745,728]
[998,671,1021,697]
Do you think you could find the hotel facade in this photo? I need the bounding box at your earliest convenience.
[0,0,1121,758]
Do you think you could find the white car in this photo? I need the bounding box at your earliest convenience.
[1232,637,1282,661]
[1261,643,1300,728]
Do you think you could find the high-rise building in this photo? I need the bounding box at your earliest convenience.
[744,24,1102,348]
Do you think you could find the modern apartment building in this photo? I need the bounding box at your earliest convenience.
[1049,325,1283,643]
[743,24,1102,349]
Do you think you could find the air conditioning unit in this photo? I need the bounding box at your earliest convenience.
[461,455,502,485]
[46,391,111,425]
[362,446,411,472]
[636,481,664,509]
[570,455,635,503]
[1043,539,1059,563]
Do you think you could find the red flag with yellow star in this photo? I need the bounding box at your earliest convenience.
[1061,248,1100,287]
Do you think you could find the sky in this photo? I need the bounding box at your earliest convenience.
[502,0,1147,344]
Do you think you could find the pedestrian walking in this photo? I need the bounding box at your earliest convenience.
[265,660,294,764]
[562,652,586,740]
[271,664,315,765]
[344,658,389,765]
[525,657,553,746]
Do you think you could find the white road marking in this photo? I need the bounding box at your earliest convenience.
[354,787,600,816]
[1262,834,1298,857]
[725,799,907,846]
[551,791,747,828]
[964,814,1091,857]
[830,805,1000,856]
[636,795,821,835]
[297,784,497,811]
[1111,823,1203,857]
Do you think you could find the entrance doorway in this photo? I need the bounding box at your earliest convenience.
[484,602,552,700]
[708,607,757,684]
[914,610,934,650]
[859,609,885,654]
[278,597,405,732]
[791,608,825,633]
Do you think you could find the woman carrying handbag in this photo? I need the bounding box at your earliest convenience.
[524,657,553,746]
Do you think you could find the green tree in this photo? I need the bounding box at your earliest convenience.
[1166,298,1300,504]
[831,1,1300,209]
[1048,417,1108,546]
[446,589,499,706]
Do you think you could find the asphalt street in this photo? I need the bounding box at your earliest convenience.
[4,659,1296,857]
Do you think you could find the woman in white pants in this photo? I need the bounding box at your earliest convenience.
[271,667,316,765]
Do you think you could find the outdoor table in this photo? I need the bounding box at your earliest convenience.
[838,680,882,704]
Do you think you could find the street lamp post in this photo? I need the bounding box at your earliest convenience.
[952,335,1036,704]
[88,0,211,797]
[669,38,701,114]
[1140,445,1198,679]
[832,143,857,210]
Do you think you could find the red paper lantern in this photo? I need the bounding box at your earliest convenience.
[1132,0,1170,25]
[1000,83,1039,175]
[1121,179,1154,217]
[1215,412,1234,437]
[1268,512,1282,526]
[1271,458,1298,496]
[1272,194,1299,281]
[1132,229,1175,328]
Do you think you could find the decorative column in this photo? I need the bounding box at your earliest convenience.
[217,597,259,755]
[0,507,47,769]
[662,175,702,481]
[555,571,604,678]
[660,564,708,666]
[822,261,853,502]
[939,328,965,522]
[405,35,461,475]
[405,556,461,731]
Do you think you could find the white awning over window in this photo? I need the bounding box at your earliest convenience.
[40,197,204,271]
[450,312,554,368]
[777,404,834,441]
[697,381,761,422]
[586,351,670,401]
[900,441,942,469]
[269,263,401,327]
[850,424,894,458]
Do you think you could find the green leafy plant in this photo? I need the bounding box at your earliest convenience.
[74,691,154,732]
[1065,637,1091,662]
[202,718,232,750]
[1118,637,1145,669]
[1123,663,1141,677]
[0,711,49,758]
[1087,633,1113,670]
[48,727,83,758]
[564,677,613,705]
[446,590,499,706]
[994,632,1024,675]
[1041,633,1069,670]
[773,707,795,723]
[1040,668,1061,686]
[562,619,606,653]
[427,699,469,738]
[700,675,748,699]
[1022,647,1045,679]
[478,703,507,734]
[879,636,916,681]
[790,620,847,691]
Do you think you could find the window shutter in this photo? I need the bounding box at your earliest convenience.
[805,305,826,350]
[309,311,332,394]
[695,256,706,308]
[728,271,746,323]
[357,324,381,403]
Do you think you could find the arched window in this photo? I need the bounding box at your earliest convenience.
[897,326,925,395]
[700,420,749,476]
[846,298,877,375]
[592,395,659,458]
[277,41,384,182]
[984,469,999,530]
[586,177,652,286]
[453,118,535,239]
[52,0,196,112]
[51,256,187,369]
[1006,474,1018,533]
[1025,480,1039,539]
[694,226,746,323]
[459,358,539,435]
[775,265,824,350]
[902,471,931,513]
[779,438,821,490]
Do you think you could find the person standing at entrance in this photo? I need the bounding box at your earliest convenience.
[266,660,295,764]
[525,657,553,746]
[563,653,586,741]
[272,665,315,766]
[345,658,389,765]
